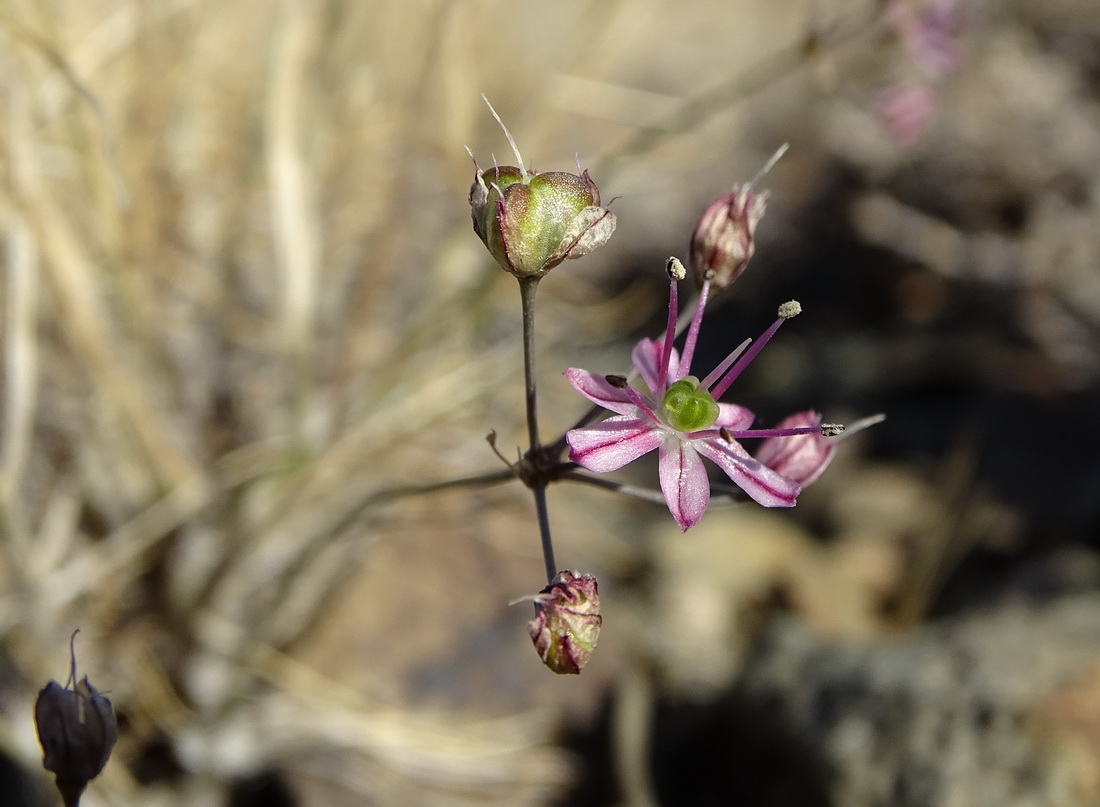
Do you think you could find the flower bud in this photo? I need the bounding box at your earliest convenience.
[469,161,616,278]
[688,184,768,291]
[34,638,117,807]
[754,410,837,487]
[527,570,602,674]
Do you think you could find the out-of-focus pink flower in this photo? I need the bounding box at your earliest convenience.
[889,0,963,79]
[877,82,938,145]
[527,571,602,675]
[566,260,832,531]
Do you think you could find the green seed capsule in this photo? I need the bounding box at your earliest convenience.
[661,377,719,432]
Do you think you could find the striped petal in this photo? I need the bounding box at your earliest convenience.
[567,417,663,472]
[694,435,800,508]
[657,438,710,531]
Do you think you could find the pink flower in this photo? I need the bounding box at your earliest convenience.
[565,260,833,531]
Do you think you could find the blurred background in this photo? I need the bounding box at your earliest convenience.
[2,0,1100,805]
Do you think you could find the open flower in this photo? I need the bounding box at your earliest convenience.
[565,259,836,531]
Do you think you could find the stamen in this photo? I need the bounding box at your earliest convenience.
[700,338,751,391]
[821,423,845,437]
[658,270,679,394]
[778,300,801,319]
[724,424,832,440]
[709,300,801,400]
[620,383,662,423]
[604,374,629,388]
[679,278,711,377]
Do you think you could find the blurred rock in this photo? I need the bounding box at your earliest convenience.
[741,594,1100,806]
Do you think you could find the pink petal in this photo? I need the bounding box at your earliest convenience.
[631,338,679,395]
[567,417,663,472]
[564,368,637,416]
[754,410,837,487]
[694,436,800,508]
[657,439,710,531]
[715,402,755,430]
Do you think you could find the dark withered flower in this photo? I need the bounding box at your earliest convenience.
[34,632,117,807]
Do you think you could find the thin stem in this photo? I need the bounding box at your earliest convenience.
[519,276,557,582]
[363,467,517,506]
[557,469,669,506]
[519,277,542,451]
[532,485,557,583]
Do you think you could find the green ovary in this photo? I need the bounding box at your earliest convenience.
[661,377,719,432]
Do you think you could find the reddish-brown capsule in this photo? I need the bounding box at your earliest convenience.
[527,571,602,675]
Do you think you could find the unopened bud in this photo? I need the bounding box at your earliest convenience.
[527,571,602,675]
[34,633,117,807]
[754,410,837,487]
[688,185,768,290]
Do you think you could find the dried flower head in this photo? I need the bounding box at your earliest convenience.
[468,97,615,278]
[526,571,602,675]
[34,632,117,807]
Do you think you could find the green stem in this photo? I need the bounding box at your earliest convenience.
[519,277,542,451]
[519,276,557,582]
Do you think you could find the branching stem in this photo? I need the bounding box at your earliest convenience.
[519,276,557,582]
